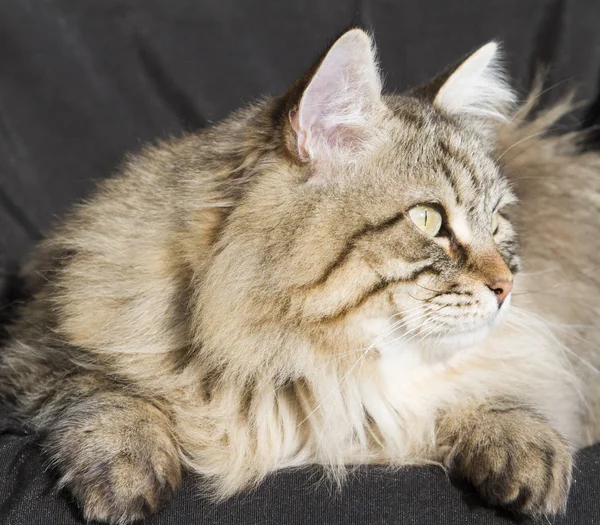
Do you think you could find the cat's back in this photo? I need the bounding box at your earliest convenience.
[498,96,600,441]
[7,100,278,388]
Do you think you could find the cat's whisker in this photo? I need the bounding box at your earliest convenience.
[386,308,430,328]
[381,306,451,348]
[389,303,431,318]
[302,312,447,429]
[408,285,451,303]
[496,131,549,162]
[325,309,435,361]
[504,319,589,411]
[511,306,599,331]
[408,318,445,343]
[368,311,430,347]
[499,132,562,175]
[517,266,561,277]
[385,310,438,336]
[415,283,447,295]
[383,316,444,348]
[511,290,563,297]
[407,292,431,303]
[375,304,450,341]
[504,78,573,126]
[297,346,371,428]
[507,307,600,375]
[500,131,566,177]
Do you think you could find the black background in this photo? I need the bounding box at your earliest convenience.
[1,0,600,523]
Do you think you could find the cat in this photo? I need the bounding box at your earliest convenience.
[1,27,599,524]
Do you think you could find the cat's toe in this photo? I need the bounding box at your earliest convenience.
[47,394,182,524]
[65,451,181,525]
[446,404,573,517]
[472,435,572,516]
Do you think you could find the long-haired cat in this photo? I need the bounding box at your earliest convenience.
[1,28,599,524]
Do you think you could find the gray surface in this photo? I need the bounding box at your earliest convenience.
[1,416,600,525]
[2,0,600,261]
[1,0,600,523]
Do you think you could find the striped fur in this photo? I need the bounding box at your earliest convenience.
[0,30,597,523]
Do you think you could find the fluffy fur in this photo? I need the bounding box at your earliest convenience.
[434,41,516,120]
[0,29,598,524]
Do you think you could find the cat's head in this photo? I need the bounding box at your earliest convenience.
[201,29,520,364]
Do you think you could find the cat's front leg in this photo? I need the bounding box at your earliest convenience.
[44,390,182,524]
[436,398,573,517]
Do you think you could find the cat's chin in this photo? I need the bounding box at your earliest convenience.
[419,325,492,354]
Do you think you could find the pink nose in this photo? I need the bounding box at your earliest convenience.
[487,280,513,307]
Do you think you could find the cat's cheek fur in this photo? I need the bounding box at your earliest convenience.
[386,276,505,355]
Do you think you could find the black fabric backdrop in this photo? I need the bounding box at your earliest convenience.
[1,0,600,523]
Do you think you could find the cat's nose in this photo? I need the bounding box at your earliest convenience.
[487,279,513,307]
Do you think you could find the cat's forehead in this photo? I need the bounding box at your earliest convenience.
[373,96,513,215]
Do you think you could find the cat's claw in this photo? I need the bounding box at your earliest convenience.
[445,404,572,517]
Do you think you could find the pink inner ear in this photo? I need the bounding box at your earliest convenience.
[289,110,309,160]
[288,29,382,165]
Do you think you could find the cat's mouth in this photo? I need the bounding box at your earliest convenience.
[382,287,512,354]
[415,293,511,351]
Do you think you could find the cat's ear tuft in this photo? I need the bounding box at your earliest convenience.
[429,42,516,121]
[284,29,384,166]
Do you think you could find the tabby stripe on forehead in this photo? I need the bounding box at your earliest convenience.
[302,211,405,288]
[438,139,481,189]
[316,267,432,323]
[439,159,462,204]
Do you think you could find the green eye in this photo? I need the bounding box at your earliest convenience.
[409,205,443,237]
[492,212,500,234]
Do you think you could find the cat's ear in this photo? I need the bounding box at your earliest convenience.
[283,28,383,165]
[415,42,515,122]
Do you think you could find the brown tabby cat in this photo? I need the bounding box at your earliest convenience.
[1,28,599,524]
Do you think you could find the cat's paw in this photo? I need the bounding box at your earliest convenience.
[65,447,181,524]
[444,403,572,517]
[49,395,182,524]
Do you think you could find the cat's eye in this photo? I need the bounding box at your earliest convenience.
[408,205,443,237]
[492,212,500,235]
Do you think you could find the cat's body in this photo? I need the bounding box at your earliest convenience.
[1,29,599,524]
